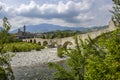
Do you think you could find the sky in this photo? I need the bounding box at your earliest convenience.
[0,0,113,30]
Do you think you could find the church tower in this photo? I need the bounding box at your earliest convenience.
[23,25,26,35]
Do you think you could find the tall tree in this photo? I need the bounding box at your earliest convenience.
[0,17,14,80]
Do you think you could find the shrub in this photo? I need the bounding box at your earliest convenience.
[49,29,120,80]
[57,47,65,58]
[1,42,44,53]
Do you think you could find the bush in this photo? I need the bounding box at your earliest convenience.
[0,67,7,80]
[1,42,44,53]
[57,47,64,58]
[49,29,120,80]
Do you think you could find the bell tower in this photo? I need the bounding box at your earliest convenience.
[23,25,26,35]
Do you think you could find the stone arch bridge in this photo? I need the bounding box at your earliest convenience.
[23,19,116,48]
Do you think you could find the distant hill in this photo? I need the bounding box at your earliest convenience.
[11,24,87,33]
[11,23,108,33]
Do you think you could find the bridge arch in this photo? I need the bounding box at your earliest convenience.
[43,41,48,46]
[33,39,36,43]
[63,41,73,49]
[49,41,57,48]
[38,41,41,45]
[30,39,32,43]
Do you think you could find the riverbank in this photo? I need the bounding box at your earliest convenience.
[10,48,66,67]
[10,48,67,80]
[11,60,66,80]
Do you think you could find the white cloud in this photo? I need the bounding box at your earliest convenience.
[0,0,113,30]
[13,0,93,21]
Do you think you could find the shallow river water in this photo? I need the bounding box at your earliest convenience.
[12,60,66,80]
[10,48,67,80]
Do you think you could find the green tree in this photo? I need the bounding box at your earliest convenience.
[0,17,14,80]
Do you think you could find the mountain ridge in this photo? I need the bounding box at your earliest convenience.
[11,23,108,33]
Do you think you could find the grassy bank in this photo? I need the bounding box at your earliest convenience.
[1,42,44,53]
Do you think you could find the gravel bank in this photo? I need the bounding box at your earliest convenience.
[10,48,67,80]
[10,48,66,67]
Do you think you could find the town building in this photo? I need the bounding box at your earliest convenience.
[15,25,35,39]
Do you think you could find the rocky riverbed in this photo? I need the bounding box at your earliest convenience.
[10,48,67,80]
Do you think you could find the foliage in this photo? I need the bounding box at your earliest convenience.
[1,42,44,53]
[57,41,73,58]
[48,0,120,79]
[94,29,120,79]
[0,52,15,80]
[39,30,82,39]
[57,47,65,58]
[0,17,16,43]
[49,36,102,80]
[111,0,120,27]
[49,28,120,80]
[0,17,15,80]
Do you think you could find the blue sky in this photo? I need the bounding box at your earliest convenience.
[0,0,113,30]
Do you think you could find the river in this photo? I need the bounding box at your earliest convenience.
[10,48,67,80]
